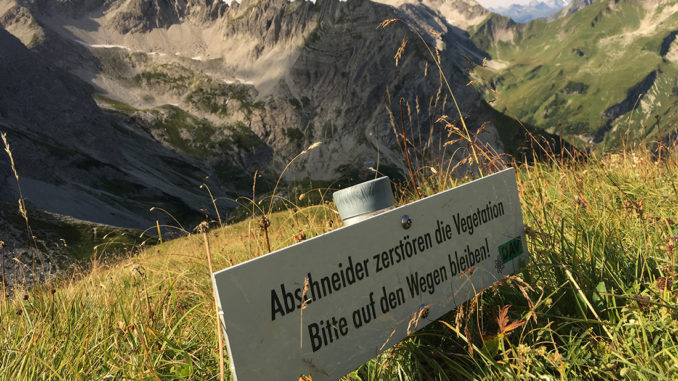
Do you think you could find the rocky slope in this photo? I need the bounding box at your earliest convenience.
[0,27,239,230]
[374,0,490,30]
[0,0,521,232]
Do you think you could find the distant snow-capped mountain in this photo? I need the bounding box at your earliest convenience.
[489,0,570,22]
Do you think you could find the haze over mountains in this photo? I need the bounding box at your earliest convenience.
[0,0,676,264]
[487,0,570,22]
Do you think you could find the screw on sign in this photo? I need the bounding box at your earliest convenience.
[212,169,529,381]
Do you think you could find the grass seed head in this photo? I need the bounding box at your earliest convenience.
[377,18,399,29]
[293,231,307,243]
[259,216,270,230]
[394,35,407,67]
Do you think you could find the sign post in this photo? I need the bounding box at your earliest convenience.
[212,168,528,380]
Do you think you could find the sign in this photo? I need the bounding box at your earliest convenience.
[212,168,528,380]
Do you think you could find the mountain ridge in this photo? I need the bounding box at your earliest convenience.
[489,0,569,23]
[0,0,519,231]
[474,0,678,145]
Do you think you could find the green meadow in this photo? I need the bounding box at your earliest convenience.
[2,141,677,379]
[472,0,678,145]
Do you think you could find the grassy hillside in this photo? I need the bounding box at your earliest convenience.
[1,141,677,379]
[0,201,154,290]
[472,0,678,145]
[0,202,148,262]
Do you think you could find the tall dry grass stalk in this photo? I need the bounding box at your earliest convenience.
[149,206,188,235]
[259,216,271,253]
[378,19,511,193]
[379,19,485,178]
[399,98,421,199]
[1,133,37,277]
[0,240,5,315]
[199,222,225,381]
[267,142,322,218]
[255,142,322,254]
[247,170,260,257]
[201,182,223,228]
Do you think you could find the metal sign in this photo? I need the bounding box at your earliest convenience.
[212,168,528,380]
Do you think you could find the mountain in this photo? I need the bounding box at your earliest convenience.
[489,0,570,23]
[548,0,594,20]
[0,26,229,229]
[472,0,678,145]
[373,0,490,30]
[0,0,542,233]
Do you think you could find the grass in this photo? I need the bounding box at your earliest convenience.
[0,204,341,379]
[0,202,148,262]
[151,105,220,158]
[130,63,264,120]
[93,94,139,114]
[1,142,677,379]
[93,100,264,160]
[97,63,267,161]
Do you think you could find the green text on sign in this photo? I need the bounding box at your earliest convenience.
[498,237,523,264]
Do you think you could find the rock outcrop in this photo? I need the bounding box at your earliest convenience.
[0,0,509,228]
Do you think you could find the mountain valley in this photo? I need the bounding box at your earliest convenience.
[472,0,678,145]
[0,0,677,276]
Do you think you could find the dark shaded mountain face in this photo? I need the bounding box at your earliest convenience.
[0,26,259,229]
[0,0,521,231]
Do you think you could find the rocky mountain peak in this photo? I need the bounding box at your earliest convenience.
[549,0,593,19]
[372,0,489,30]
[223,0,316,47]
[112,0,185,33]
[109,0,228,33]
[12,0,229,31]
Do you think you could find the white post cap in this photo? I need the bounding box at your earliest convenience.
[332,177,395,225]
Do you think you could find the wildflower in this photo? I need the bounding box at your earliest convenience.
[517,343,530,356]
